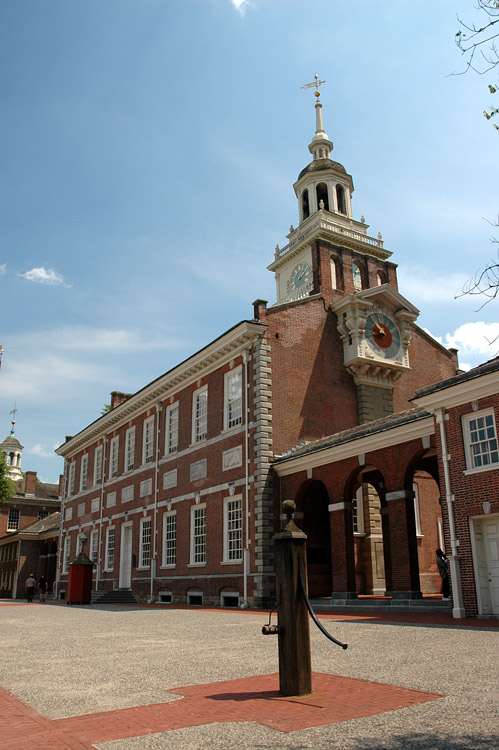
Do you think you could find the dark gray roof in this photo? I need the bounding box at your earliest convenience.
[0,511,60,542]
[297,158,347,181]
[414,357,499,400]
[274,407,430,463]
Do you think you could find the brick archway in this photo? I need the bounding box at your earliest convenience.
[295,479,332,597]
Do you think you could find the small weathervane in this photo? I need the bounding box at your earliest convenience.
[301,73,326,99]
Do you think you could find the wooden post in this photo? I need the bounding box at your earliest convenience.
[274,500,312,696]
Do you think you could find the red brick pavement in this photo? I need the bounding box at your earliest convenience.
[0,673,443,749]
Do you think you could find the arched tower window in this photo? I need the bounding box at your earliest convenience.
[352,262,363,291]
[316,182,329,211]
[301,189,310,221]
[377,271,386,286]
[336,184,346,214]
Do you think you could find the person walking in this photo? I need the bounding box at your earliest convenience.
[25,574,36,603]
[436,549,450,601]
[38,575,47,603]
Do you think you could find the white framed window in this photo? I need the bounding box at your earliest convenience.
[143,416,155,465]
[62,535,71,574]
[140,517,152,568]
[77,502,86,518]
[69,462,76,496]
[90,529,99,563]
[352,261,362,291]
[105,527,115,570]
[224,368,243,430]
[7,508,20,531]
[80,455,88,491]
[330,258,337,290]
[125,427,135,472]
[106,491,116,508]
[37,510,49,521]
[91,497,100,513]
[109,436,119,479]
[94,445,103,486]
[140,478,152,498]
[462,410,499,471]
[223,496,243,562]
[165,402,179,455]
[162,511,176,567]
[122,485,134,503]
[192,386,208,443]
[352,487,365,534]
[413,482,422,536]
[65,506,73,521]
[190,504,207,565]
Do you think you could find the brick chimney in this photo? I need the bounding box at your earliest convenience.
[111,391,132,409]
[58,474,64,498]
[25,470,37,496]
[253,299,268,322]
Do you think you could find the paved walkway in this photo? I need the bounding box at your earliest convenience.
[0,601,497,749]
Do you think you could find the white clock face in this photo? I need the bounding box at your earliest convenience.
[290,262,311,291]
[365,312,401,359]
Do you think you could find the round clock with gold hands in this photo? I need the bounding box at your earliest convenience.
[365,313,401,359]
[290,262,311,291]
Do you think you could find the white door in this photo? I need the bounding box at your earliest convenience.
[119,523,133,589]
[484,518,499,615]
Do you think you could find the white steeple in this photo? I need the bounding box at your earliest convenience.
[1,407,24,481]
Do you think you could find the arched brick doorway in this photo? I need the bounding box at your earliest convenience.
[295,480,332,598]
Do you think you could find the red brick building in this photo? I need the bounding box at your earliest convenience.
[0,512,60,599]
[413,358,499,617]
[55,93,462,609]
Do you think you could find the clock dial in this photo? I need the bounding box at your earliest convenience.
[290,262,311,291]
[365,313,401,359]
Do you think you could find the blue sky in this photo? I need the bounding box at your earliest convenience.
[1,0,498,482]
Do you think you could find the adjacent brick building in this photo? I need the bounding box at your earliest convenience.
[413,358,499,617]
[55,92,468,610]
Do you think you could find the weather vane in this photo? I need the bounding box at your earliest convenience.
[301,73,326,99]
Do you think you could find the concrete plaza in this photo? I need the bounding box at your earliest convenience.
[0,601,497,749]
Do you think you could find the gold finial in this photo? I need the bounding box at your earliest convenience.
[301,72,326,99]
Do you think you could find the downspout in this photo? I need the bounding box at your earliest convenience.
[96,437,107,592]
[13,539,21,599]
[435,408,466,618]
[240,349,251,609]
[149,402,162,604]
[55,467,67,598]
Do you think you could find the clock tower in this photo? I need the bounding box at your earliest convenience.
[267,79,420,423]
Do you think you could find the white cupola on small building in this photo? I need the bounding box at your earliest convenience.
[1,411,24,481]
[294,77,354,224]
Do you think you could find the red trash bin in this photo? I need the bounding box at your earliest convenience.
[67,551,94,605]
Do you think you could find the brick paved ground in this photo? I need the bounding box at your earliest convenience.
[0,601,497,749]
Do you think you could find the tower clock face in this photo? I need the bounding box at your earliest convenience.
[290,262,311,291]
[365,312,401,359]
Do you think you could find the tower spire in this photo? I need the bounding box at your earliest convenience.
[301,73,333,161]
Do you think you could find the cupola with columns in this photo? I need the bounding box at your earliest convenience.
[268,75,397,308]
[268,76,421,422]
[1,410,24,481]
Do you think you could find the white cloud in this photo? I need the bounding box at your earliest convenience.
[17,266,70,287]
[397,266,471,305]
[30,443,59,458]
[424,321,499,367]
[0,264,6,275]
[231,0,251,14]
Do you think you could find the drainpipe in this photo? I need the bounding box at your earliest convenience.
[13,539,21,599]
[149,402,162,604]
[435,408,466,618]
[240,349,251,609]
[96,437,107,592]
[55,466,67,598]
